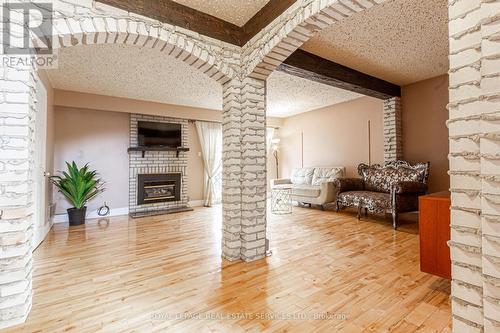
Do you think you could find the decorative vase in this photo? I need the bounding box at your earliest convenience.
[67,206,87,226]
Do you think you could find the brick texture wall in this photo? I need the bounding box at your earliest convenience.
[0,66,36,328]
[383,97,403,162]
[128,114,189,216]
[448,0,500,331]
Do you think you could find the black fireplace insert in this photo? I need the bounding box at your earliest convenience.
[137,173,181,205]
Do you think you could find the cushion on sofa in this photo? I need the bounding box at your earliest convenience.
[292,185,321,198]
[291,168,315,185]
[311,167,344,186]
[338,191,391,211]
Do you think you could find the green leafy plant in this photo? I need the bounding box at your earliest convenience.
[50,162,104,209]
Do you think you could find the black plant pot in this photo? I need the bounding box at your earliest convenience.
[67,206,87,226]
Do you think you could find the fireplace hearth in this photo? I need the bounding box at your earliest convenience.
[137,173,181,205]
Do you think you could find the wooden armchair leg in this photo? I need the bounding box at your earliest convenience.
[357,205,362,220]
[364,207,368,217]
[392,211,398,229]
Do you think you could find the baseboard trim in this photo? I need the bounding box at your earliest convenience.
[189,200,204,207]
[52,207,129,224]
[52,201,208,223]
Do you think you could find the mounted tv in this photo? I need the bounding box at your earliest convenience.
[138,121,182,148]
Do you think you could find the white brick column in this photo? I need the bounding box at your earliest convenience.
[479,1,500,329]
[383,97,403,162]
[0,65,36,328]
[448,0,500,332]
[222,77,267,262]
[222,78,243,261]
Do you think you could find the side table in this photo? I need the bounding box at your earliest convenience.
[271,186,293,215]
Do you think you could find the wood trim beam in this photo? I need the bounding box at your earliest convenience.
[241,0,297,42]
[277,49,401,99]
[98,0,242,45]
[96,0,296,46]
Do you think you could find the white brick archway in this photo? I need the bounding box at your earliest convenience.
[50,2,239,83]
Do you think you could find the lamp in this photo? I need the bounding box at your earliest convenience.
[272,138,280,178]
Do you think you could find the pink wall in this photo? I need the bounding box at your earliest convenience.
[54,89,284,128]
[279,96,384,178]
[53,107,207,213]
[53,108,130,214]
[402,75,449,193]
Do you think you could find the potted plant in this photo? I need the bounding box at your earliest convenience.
[50,162,104,226]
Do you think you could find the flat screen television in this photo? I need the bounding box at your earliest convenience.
[138,121,182,148]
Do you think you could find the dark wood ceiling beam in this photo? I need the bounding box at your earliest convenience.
[96,0,297,46]
[241,0,297,42]
[277,49,401,99]
[98,0,242,45]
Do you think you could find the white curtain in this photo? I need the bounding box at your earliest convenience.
[195,121,222,207]
[266,127,275,156]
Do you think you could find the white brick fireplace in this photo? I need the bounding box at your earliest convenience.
[128,114,190,217]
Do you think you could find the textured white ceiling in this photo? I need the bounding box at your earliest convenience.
[301,0,449,85]
[267,72,362,117]
[46,44,360,117]
[47,44,223,110]
[172,0,269,26]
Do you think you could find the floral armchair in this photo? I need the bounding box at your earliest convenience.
[335,161,430,229]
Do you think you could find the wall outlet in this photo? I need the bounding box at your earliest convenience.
[48,203,56,218]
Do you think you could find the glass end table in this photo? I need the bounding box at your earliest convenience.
[271,186,293,215]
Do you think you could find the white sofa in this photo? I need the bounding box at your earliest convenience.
[271,167,345,209]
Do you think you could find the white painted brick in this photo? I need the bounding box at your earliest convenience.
[450,0,500,320]
[449,0,481,20]
[451,281,482,306]
[450,31,481,53]
[450,49,481,70]
[451,245,482,267]
[452,298,483,325]
[450,66,481,87]
[452,317,482,333]
[484,297,500,324]
[484,318,500,333]
[449,9,482,36]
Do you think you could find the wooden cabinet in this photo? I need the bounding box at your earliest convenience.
[419,191,451,279]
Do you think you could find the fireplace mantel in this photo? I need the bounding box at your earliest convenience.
[127,146,190,158]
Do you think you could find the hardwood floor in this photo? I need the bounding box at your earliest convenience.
[8,206,451,332]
